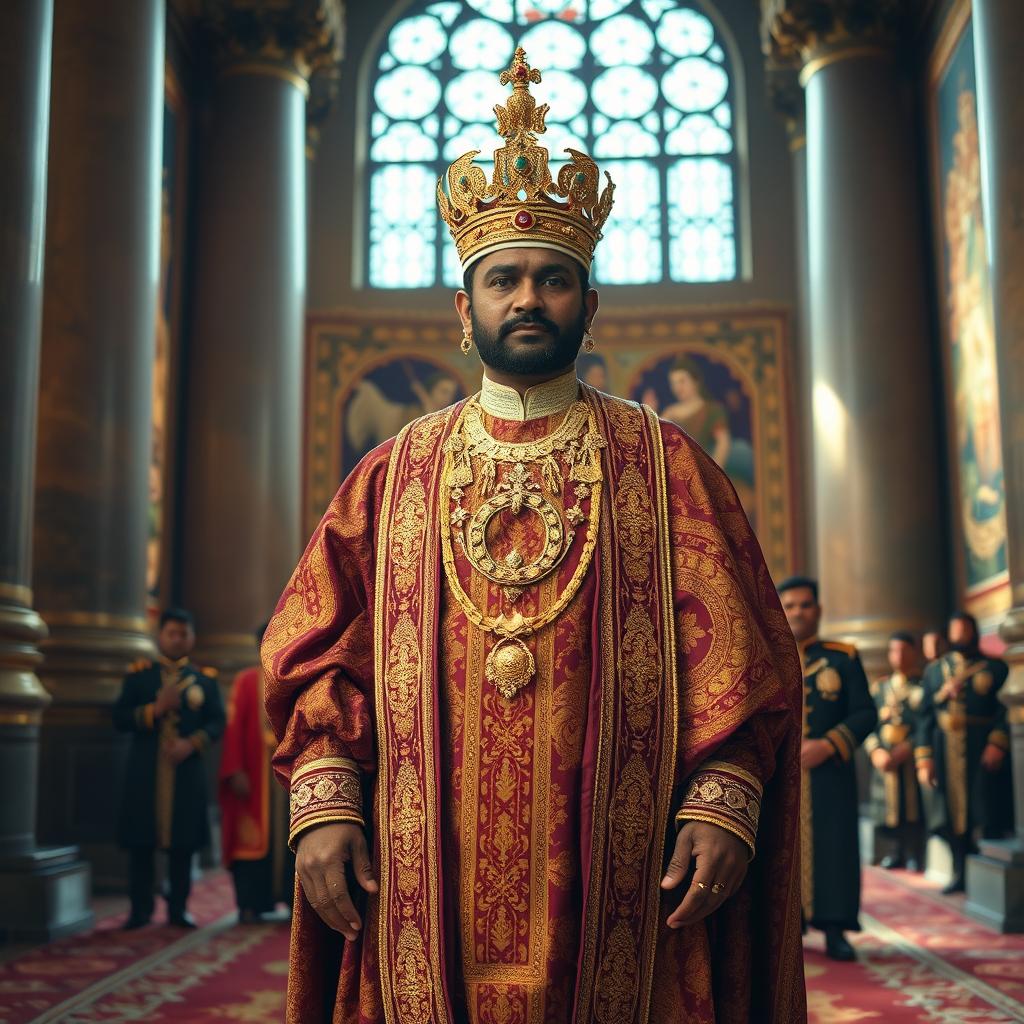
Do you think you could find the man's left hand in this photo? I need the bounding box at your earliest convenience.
[801,738,834,770]
[981,744,1006,772]
[163,737,194,765]
[661,821,748,928]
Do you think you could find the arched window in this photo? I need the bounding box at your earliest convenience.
[365,0,741,288]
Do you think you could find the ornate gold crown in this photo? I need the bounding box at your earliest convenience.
[436,48,615,272]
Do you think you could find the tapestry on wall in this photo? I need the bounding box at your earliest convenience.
[305,307,798,579]
[928,0,1009,622]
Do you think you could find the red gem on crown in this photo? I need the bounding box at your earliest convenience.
[515,66,528,80]
[513,210,535,230]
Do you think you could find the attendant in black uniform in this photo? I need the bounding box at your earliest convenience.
[865,632,925,870]
[113,608,226,928]
[778,577,877,962]
[915,611,1013,893]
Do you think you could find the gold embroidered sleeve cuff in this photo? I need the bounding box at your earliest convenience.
[914,746,933,764]
[134,703,156,730]
[675,761,762,858]
[824,724,856,762]
[289,756,364,850]
[988,730,1010,752]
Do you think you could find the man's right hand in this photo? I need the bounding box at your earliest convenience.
[916,759,937,788]
[154,682,180,716]
[296,822,378,940]
[870,747,892,772]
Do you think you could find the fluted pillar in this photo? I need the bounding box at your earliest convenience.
[763,1,945,671]
[766,61,815,575]
[181,2,342,674]
[0,0,93,941]
[33,0,165,887]
[966,0,1024,932]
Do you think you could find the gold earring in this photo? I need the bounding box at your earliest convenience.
[583,325,596,353]
[461,327,473,355]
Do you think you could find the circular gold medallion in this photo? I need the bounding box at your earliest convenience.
[186,683,205,710]
[465,490,567,586]
[485,637,536,700]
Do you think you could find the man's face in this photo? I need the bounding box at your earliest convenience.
[456,248,598,378]
[888,639,916,675]
[158,620,194,661]
[780,586,820,643]
[922,631,945,661]
[948,616,975,651]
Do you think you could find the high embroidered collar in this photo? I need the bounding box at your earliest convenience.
[478,369,580,421]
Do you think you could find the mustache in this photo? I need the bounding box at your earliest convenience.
[499,314,559,340]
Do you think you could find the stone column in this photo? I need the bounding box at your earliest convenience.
[0,0,93,940]
[766,61,815,575]
[965,0,1024,933]
[33,0,165,888]
[762,1,945,672]
[181,1,342,675]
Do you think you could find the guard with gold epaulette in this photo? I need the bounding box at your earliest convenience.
[779,576,878,962]
[112,607,226,928]
[865,632,926,871]
[915,611,1013,894]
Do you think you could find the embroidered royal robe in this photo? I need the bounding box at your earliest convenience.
[263,386,805,1023]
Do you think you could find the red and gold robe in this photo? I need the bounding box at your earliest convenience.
[263,378,805,1023]
[220,667,279,864]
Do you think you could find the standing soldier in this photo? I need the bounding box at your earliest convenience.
[779,576,878,961]
[113,608,226,928]
[916,612,1013,893]
[866,632,925,870]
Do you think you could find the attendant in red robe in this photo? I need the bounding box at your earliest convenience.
[220,623,294,921]
[263,49,805,1023]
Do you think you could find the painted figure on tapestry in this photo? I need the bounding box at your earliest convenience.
[915,612,1013,894]
[941,69,1007,593]
[342,359,463,475]
[263,50,805,1024]
[220,622,295,922]
[779,577,877,963]
[112,607,225,930]
[865,633,925,872]
[635,352,756,526]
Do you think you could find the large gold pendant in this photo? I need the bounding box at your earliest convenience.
[485,636,536,700]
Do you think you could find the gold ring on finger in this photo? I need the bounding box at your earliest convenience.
[711,882,725,894]
[695,881,707,891]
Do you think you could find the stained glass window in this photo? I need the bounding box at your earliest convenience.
[366,1,740,287]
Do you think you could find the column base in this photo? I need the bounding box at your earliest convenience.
[0,844,94,943]
[965,839,1024,933]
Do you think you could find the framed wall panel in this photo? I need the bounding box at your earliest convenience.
[927,0,1010,627]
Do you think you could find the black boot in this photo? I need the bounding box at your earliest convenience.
[824,927,856,961]
[942,836,967,894]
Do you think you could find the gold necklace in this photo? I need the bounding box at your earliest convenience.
[441,399,605,699]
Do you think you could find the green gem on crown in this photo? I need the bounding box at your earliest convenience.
[514,155,529,171]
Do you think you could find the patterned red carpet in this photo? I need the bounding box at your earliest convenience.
[1,867,1022,1022]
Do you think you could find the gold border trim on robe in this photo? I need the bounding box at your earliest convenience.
[375,406,461,1024]
[573,396,679,1024]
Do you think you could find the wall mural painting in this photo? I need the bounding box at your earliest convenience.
[149,65,188,614]
[306,309,796,579]
[929,0,1009,622]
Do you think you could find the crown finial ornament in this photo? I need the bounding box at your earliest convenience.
[436,47,615,272]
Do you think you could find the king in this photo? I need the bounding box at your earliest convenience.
[263,48,806,1024]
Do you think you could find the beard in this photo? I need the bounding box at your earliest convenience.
[472,305,586,377]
